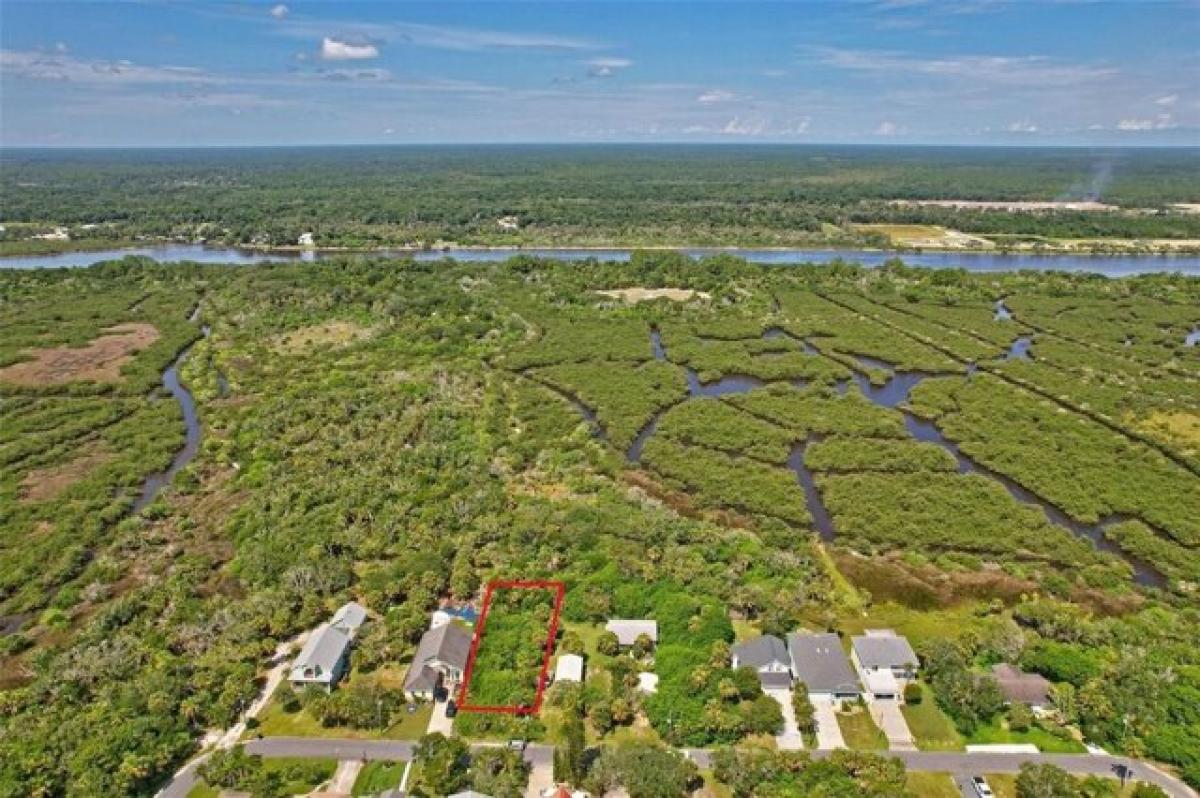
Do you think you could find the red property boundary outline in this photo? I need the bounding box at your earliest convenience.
[456,579,566,715]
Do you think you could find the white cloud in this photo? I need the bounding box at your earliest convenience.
[875,120,900,136]
[1,50,212,84]
[722,116,766,136]
[1006,120,1038,133]
[320,38,379,61]
[812,47,1115,87]
[697,89,736,104]
[586,57,632,78]
[270,4,289,20]
[1117,113,1175,131]
[1154,94,1178,106]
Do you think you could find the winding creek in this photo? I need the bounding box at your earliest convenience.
[131,318,206,513]
[622,325,1166,587]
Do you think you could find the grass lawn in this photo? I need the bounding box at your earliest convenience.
[985,774,1135,798]
[835,706,888,750]
[254,694,433,740]
[967,718,1086,753]
[836,601,996,651]
[901,683,964,751]
[731,618,760,642]
[905,772,960,798]
[185,785,218,798]
[352,761,407,796]
[262,757,337,794]
[698,770,734,798]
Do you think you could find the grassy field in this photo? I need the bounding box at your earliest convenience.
[967,718,1086,753]
[352,761,406,795]
[254,695,432,741]
[835,705,889,750]
[905,772,961,798]
[901,683,965,751]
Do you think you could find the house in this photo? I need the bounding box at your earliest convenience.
[992,663,1053,713]
[289,624,352,691]
[786,632,862,701]
[554,653,584,683]
[605,619,658,648]
[298,232,315,248]
[637,672,659,694]
[851,630,917,700]
[404,621,473,699]
[331,601,368,635]
[449,792,493,798]
[431,605,479,629]
[731,635,792,690]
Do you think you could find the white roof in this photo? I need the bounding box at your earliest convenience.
[605,619,658,645]
[637,672,659,694]
[290,624,350,684]
[555,654,584,682]
[864,668,900,696]
[331,601,368,633]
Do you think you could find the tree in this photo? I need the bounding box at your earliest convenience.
[731,666,763,700]
[739,694,784,735]
[792,682,816,735]
[1009,701,1035,732]
[632,633,653,659]
[1130,784,1168,798]
[585,741,699,798]
[597,631,620,657]
[561,631,585,656]
[554,711,587,785]
[412,733,470,797]
[903,682,922,704]
[470,747,529,798]
[198,745,260,790]
[1015,762,1080,798]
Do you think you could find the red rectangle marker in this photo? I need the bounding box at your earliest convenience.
[456,579,566,715]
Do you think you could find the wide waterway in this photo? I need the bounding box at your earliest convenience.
[3,244,1200,276]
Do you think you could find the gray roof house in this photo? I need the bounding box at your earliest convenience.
[289,623,352,691]
[605,619,658,647]
[404,621,473,697]
[787,632,862,700]
[992,663,1052,710]
[851,629,919,678]
[331,601,368,635]
[731,635,792,690]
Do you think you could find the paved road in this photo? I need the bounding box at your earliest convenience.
[161,738,1196,798]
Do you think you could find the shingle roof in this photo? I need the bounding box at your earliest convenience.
[992,663,1052,706]
[331,601,368,633]
[759,670,793,690]
[290,624,350,684]
[404,621,473,691]
[787,632,862,695]
[851,632,917,671]
[732,635,789,670]
[605,619,658,645]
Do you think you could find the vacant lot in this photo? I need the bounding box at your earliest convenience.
[0,323,158,385]
[596,287,711,303]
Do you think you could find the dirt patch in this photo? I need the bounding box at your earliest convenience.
[19,444,113,503]
[270,321,374,353]
[0,323,159,385]
[1131,411,1200,457]
[853,224,994,249]
[597,287,711,303]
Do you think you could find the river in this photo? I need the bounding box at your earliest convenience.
[3,244,1200,276]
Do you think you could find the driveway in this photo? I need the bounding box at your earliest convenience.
[764,688,804,750]
[810,696,845,750]
[326,760,362,795]
[869,698,916,751]
[426,697,456,736]
[525,747,555,798]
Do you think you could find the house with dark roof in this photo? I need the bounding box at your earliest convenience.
[992,663,1053,712]
[404,621,473,699]
[731,635,792,690]
[289,624,352,691]
[786,632,862,701]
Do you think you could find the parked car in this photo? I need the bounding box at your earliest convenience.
[971,776,995,798]
[445,700,457,718]
[508,739,527,752]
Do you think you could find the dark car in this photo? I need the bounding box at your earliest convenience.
[445,700,458,718]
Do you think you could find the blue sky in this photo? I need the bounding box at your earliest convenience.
[2,1,1198,146]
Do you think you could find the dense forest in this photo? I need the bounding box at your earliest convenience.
[3,146,1200,252]
[0,253,1198,796]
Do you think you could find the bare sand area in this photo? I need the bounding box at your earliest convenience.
[0,323,159,385]
[596,287,711,303]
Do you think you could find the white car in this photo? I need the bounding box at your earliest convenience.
[971,776,995,798]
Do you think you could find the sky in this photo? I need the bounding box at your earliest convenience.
[2,1,1198,147]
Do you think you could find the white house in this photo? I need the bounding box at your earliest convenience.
[289,624,352,691]
[605,619,657,649]
[731,634,792,689]
[851,630,918,700]
[554,654,584,683]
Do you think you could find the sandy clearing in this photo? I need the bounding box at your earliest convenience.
[19,444,113,503]
[0,323,159,385]
[597,287,711,303]
[269,321,375,353]
[888,199,1120,212]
